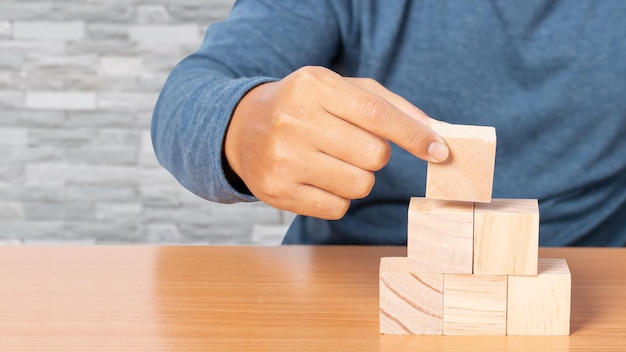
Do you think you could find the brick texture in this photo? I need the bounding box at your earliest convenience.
[0,0,291,245]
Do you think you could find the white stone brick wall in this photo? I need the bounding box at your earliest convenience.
[13,21,86,40]
[0,0,293,245]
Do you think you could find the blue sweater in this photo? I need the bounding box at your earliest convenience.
[152,0,626,246]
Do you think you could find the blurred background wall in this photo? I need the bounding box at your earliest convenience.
[0,0,293,245]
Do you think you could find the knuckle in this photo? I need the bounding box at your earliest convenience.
[292,66,325,85]
[360,97,391,130]
[351,172,375,199]
[278,67,320,100]
[321,198,350,220]
[365,139,391,171]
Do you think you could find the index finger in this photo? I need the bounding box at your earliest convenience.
[320,75,449,163]
[346,77,441,127]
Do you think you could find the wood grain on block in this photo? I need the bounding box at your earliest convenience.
[443,274,507,336]
[474,199,539,275]
[407,197,474,274]
[507,258,571,336]
[426,123,496,203]
[379,257,443,335]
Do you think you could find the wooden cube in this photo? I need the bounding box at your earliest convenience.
[379,257,443,335]
[443,274,507,336]
[474,199,539,275]
[507,258,571,336]
[426,123,496,203]
[407,197,474,274]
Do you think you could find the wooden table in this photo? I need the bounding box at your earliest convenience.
[0,246,624,351]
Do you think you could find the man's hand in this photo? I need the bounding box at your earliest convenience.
[224,66,449,220]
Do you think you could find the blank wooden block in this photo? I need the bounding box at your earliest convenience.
[507,258,571,336]
[426,123,496,203]
[443,274,507,336]
[379,257,443,335]
[474,199,539,275]
[407,197,474,274]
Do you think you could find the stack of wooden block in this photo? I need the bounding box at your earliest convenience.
[379,124,571,336]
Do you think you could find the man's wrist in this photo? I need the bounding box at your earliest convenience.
[221,151,252,196]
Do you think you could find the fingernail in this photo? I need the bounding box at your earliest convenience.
[427,141,449,162]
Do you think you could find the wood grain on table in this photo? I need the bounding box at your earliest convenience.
[0,246,624,351]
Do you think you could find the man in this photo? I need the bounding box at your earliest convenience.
[152,1,626,246]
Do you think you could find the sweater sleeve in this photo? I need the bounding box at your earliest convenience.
[151,0,343,203]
